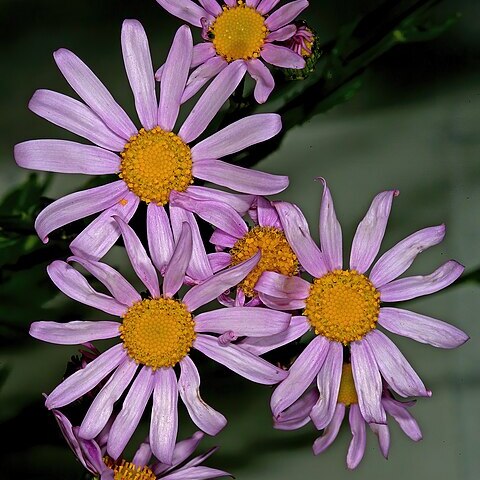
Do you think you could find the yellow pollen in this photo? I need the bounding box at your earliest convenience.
[303,270,380,344]
[230,226,299,297]
[119,127,193,205]
[210,3,268,62]
[337,363,358,406]
[120,298,196,369]
[105,458,156,480]
[119,198,128,206]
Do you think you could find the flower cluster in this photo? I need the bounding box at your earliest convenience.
[14,1,468,477]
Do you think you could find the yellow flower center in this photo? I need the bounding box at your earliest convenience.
[230,226,299,297]
[105,458,156,480]
[120,298,196,369]
[210,2,268,62]
[337,363,358,406]
[303,270,380,344]
[119,127,193,205]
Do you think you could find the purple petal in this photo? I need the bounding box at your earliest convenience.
[179,61,247,143]
[382,397,422,441]
[121,20,157,130]
[155,0,209,27]
[370,423,390,459]
[265,0,309,31]
[266,24,297,42]
[164,222,192,297]
[159,26,193,130]
[132,441,153,467]
[79,359,138,439]
[246,0,261,7]
[193,159,289,195]
[194,334,288,384]
[350,340,386,424]
[271,336,330,417]
[28,89,125,151]
[150,368,179,465]
[147,203,174,274]
[178,357,227,436]
[208,252,232,273]
[349,190,399,273]
[257,0,281,15]
[45,344,126,409]
[182,57,228,103]
[69,191,139,261]
[274,201,327,278]
[261,44,305,69]
[115,216,160,298]
[312,403,345,455]
[224,0,236,7]
[194,307,291,337]
[35,180,127,243]
[274,388,319,431]
[258,293,306,311]
[199,0,222,16]
[379,260,464,302]
[161,466,231,480]
[378,307,469,349]
[370,225,446,288]
[256,196,280,228]
[255,271,311,299]
[310,342,343,430]
[53,48,136,139]
[187,186,254,215]
[183,252,260,311]
[14,140,120,174]
[365,330,430,397]
[318,178,343,270]
[107,366,155,460]
[191,42,217,68]
[30,320,120,345]
[209,229,238,248]
[346,404,367,470]
[47,260,127,316]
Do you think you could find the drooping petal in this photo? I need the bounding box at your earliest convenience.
[370,224,446,288]
[265,0,309,31]
[258,293,306,311]
[194,334,288,384]
[45,344,126,409]
[312,403,345,455]
[271,336,330,417]
[261,44,305,69]
[193,159,288,195]
[379,260,464,302]
[349,190,399,273]
[155,0,209,27]
[178,356,227,436]
[255,271,311,299]
[47,260,127,316]
[182,57,228,103]
[246,58,275,103]
[382,397,422,441]
[370,423,390,459]
[346,404,367,470]
[187,186,254,215]
[121,20,157,130]
[30,320,120,345]
[274,201,327,278]
[35,180,128,244]
[378,307,469,349]
[159,25,193,130]
[147,203,174,274]
[160,466,231,480]
[274,389,319,430]
[53,48,136,139]
[266,24,297,42]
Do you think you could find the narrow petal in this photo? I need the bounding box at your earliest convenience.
[349,190,399,273]
[132,441,153,467]
[256,196,280,228]
[266,24,297,42]
[310,342,343,430]
[365,330,430,397]
[194,307,291,336]
[30,320,120,345]
[255,271,311,299]
[169,431,205,469]
[45,344,126,409]
[199,0,222,16]
[69,190,139,261]
[379,260,464,302]
[115,216,160,298]
[191,42,217,68]
[370,423,390,459]
[318,178,342,270]
[246,58,275,104]
[261,44,305,69]
[370,225,446,288]
[194,334,288,384]
[193,159,289,195]
[274,389,319,430]
[257,0,281,15]
[47,260,127,316]
[246,0,261,7]
[382,397,422,441]
[161,466,231,480]
[258,293,306,311]
[208,252,231,273]
[15,140,120,174]
[274,201,327,278]
[271,336,330,417]
[155,0,209,27]
[182,57,228,103]
[265,0,309,31]
[183,252,260,311]
[35,180,127,243]
[79,359,138,439]
[53,48,136,139]
[350,340,386,424]
[159,26,193,130]
[312,403,345,455]
[187,186,254,215]
[121,20,157,130]
[163,222,192,297]
[378,307,469,349]
[178,357,227,436]
[209,229,238,248]
[28,89,126,151]
[179,61,247,143]
[147,203,174,274]
[150,368,178,465]
[346,404,367,470]
[107,366,155,460]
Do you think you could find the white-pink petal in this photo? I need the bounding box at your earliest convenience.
[246,58,275,104]
[156,0,209,27]
[147,203,175,274]
[265,0,309,31]
[261,43,305,69]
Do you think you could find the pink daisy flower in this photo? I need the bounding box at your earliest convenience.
[254,179,468,425]
[30,220,289,463]
[53,409,231,479]
[275,364,422,470]
[155,0,309,103]
[14,20,288,270]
